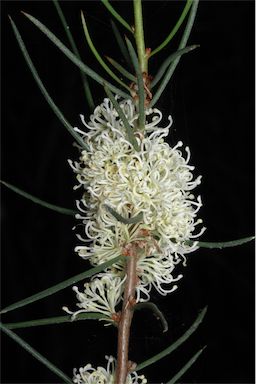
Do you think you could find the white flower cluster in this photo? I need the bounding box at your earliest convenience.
[73,356,147,384]
[66,96,205,317]
[63,274,125,321]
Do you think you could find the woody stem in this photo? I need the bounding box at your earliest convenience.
[115,245,137,384]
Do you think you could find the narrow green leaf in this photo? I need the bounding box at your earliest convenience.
[22,12,131,100]
[0,323,73,384]
[3,313,108,330]
[81,11,130,91]
[104,85,140,151]
[136,306,207,371]
[1,180,77,216]
[150,0,193,57]
[9,16,89,150]
[101,0,133,33]
[0,256,123,314]
[106,56,136,82]
[195,236,255,249]
[105,204,143,224]
[135,302,168,333]
[166,346,207,384]
[125,37,145,130]
[151,45,199,88]
[53,0,94,110]
[151,0,199,107]
[111,20,133,69]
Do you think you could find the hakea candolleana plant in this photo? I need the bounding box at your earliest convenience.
[1,1,254,384]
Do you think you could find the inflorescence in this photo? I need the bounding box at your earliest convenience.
[63,96,205,381]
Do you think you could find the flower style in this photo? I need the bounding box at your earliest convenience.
[73,355,147,384]
[69,97,206,299]
[63,274,125,321]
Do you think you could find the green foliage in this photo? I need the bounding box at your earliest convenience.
[101,0,133,33]
[111,20,133,68]
[106,56,136,82]
[9,16,90,150]
[105,204,143,224]
[136,306,207,371]
[104,85,140,150]
[53,0,94,110]
[196,236,255,249]
[150,0,193,57]
[151,45,199,88]
[22,12,131,100]
[0,256,123,314]
[81,11,130,91]
[166,346,206,384]
[0,323,73,384]
[3,313,108,330]
[151,0,199,107]
[1,180,77,216]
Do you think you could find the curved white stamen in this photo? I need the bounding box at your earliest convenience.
[73,355,147,384]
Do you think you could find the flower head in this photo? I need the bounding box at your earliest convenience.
[63,274,125,322]
[73,356,147,384]
[69,97,205,299]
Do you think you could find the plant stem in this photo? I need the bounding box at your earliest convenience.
[115,244,138,384]
[133,0,147,73]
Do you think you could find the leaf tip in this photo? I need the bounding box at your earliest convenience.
[201,305,208,316]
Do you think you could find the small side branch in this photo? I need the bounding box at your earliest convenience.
[115,244,138,384]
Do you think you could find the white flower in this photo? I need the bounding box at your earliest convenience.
[69,97,206,298]
[73,355,147,384]
[63,274,125,321]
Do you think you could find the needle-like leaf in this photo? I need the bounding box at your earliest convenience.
[0,256,123,314]
[106,56,136,82]
[105,204,143,224]
[135,302,168,333]
[3,313,108,330]
[9,16,89,150]
[21,12,131,100]
[125,37,145,130]
[151,45,199,88]
[53,0,94,110]
[0,323,73,384]
[81,11,130,91]
[104,85,140,151]
[166,346,207,384]
[101,0,133,33]
[195,236,255,249]
[136,306,207,371]
[150,0,193,57]
[111,20,133,69]
[151,0,199,107]
[1,180,77,216]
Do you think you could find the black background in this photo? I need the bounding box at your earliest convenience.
[1,1,255,383]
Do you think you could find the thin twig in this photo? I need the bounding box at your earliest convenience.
[115,244,138,384]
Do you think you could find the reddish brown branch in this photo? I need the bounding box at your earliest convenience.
[115,244,137,384]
